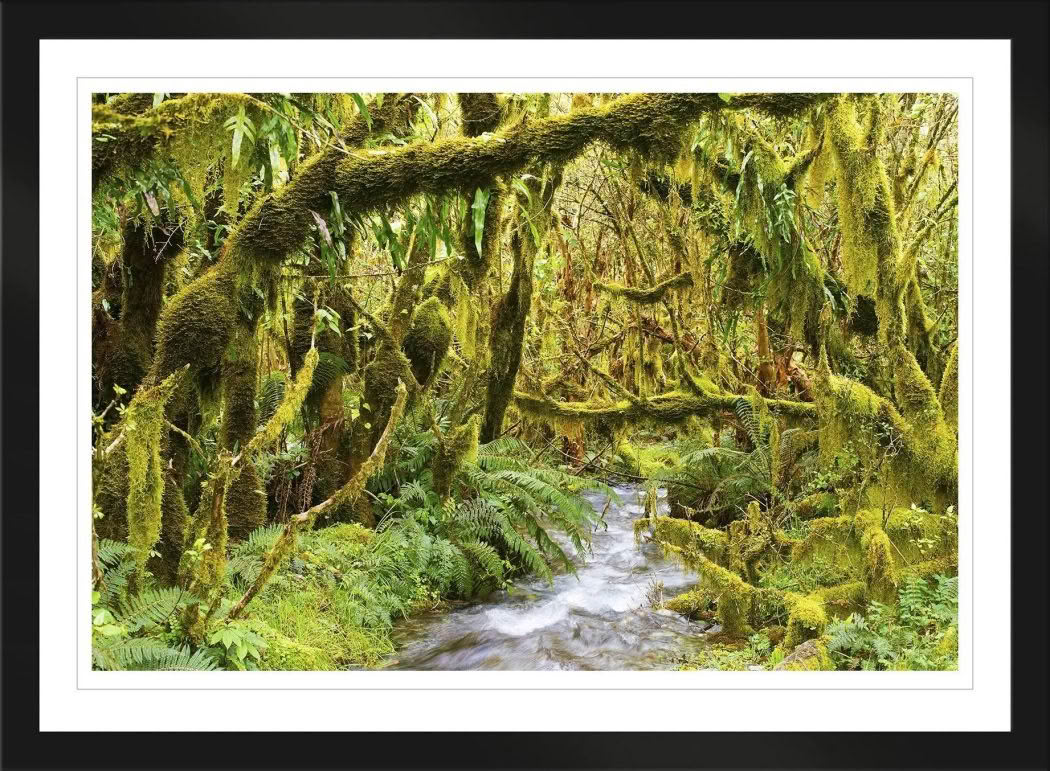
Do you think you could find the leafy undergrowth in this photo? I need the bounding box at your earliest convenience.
[671,575,958,672]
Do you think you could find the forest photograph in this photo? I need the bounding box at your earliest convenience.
[89,90,959,673]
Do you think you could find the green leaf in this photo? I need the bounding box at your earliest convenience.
[350,93,372,130]
[471,187,491,258]
[718,93,733,104]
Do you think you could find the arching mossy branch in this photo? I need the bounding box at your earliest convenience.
[329,93,831,220]
[513,387,816,431]
[595,271,693,305]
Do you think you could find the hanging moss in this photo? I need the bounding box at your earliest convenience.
[248,347,319,456]
[347,342,415,493]
[401,296,453,389]
[122,368,186,581]
[595,272,693,304]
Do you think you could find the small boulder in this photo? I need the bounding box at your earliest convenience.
[773,638,834,671]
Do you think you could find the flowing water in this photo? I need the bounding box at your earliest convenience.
[385,486,715,670]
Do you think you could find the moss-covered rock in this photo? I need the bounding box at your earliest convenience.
[773,636,834,671]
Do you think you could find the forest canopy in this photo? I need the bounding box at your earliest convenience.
[91,91,959,672]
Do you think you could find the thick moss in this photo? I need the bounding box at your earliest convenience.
[938,343,959,434]
[782,592,828,651]
[773,636,834,671]
[814,581,867,618]
[95,219,184,406]
[655,541,759,638]
[347,342,414,493]
[179,461,230,599]
[860,524,898,602]
[122,368,185,581]
[148,474,189,586]
[635,515,729,566]
[219,331,258,450]
[225,465,267,541]
[329,93,827,219]
[402,296,453,389]
[152,263,238,381]
[664,588,713,619]
[458,93,504,136]
[224,95,416,263]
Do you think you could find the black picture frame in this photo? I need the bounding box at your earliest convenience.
[2,2,1046,768]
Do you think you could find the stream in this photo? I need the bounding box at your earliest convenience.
[385,486,715,670]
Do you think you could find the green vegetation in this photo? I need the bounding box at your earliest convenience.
[91,91,958,671]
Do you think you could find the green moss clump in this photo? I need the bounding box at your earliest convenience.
[664,588,713,619]
[782,592,828,650]
[152,263,238,381]
[402,296,453,389]
[773,636,834,671]
[636,515,730,566]
[244,620,334,671]
[178,462,230,600]
[655,542,758,638]
[794,491,839,520]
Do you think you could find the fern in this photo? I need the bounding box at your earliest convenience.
[117,587,198,632]
[258,372,286,423]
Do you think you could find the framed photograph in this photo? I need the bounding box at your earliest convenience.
[2,2,1046,768]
